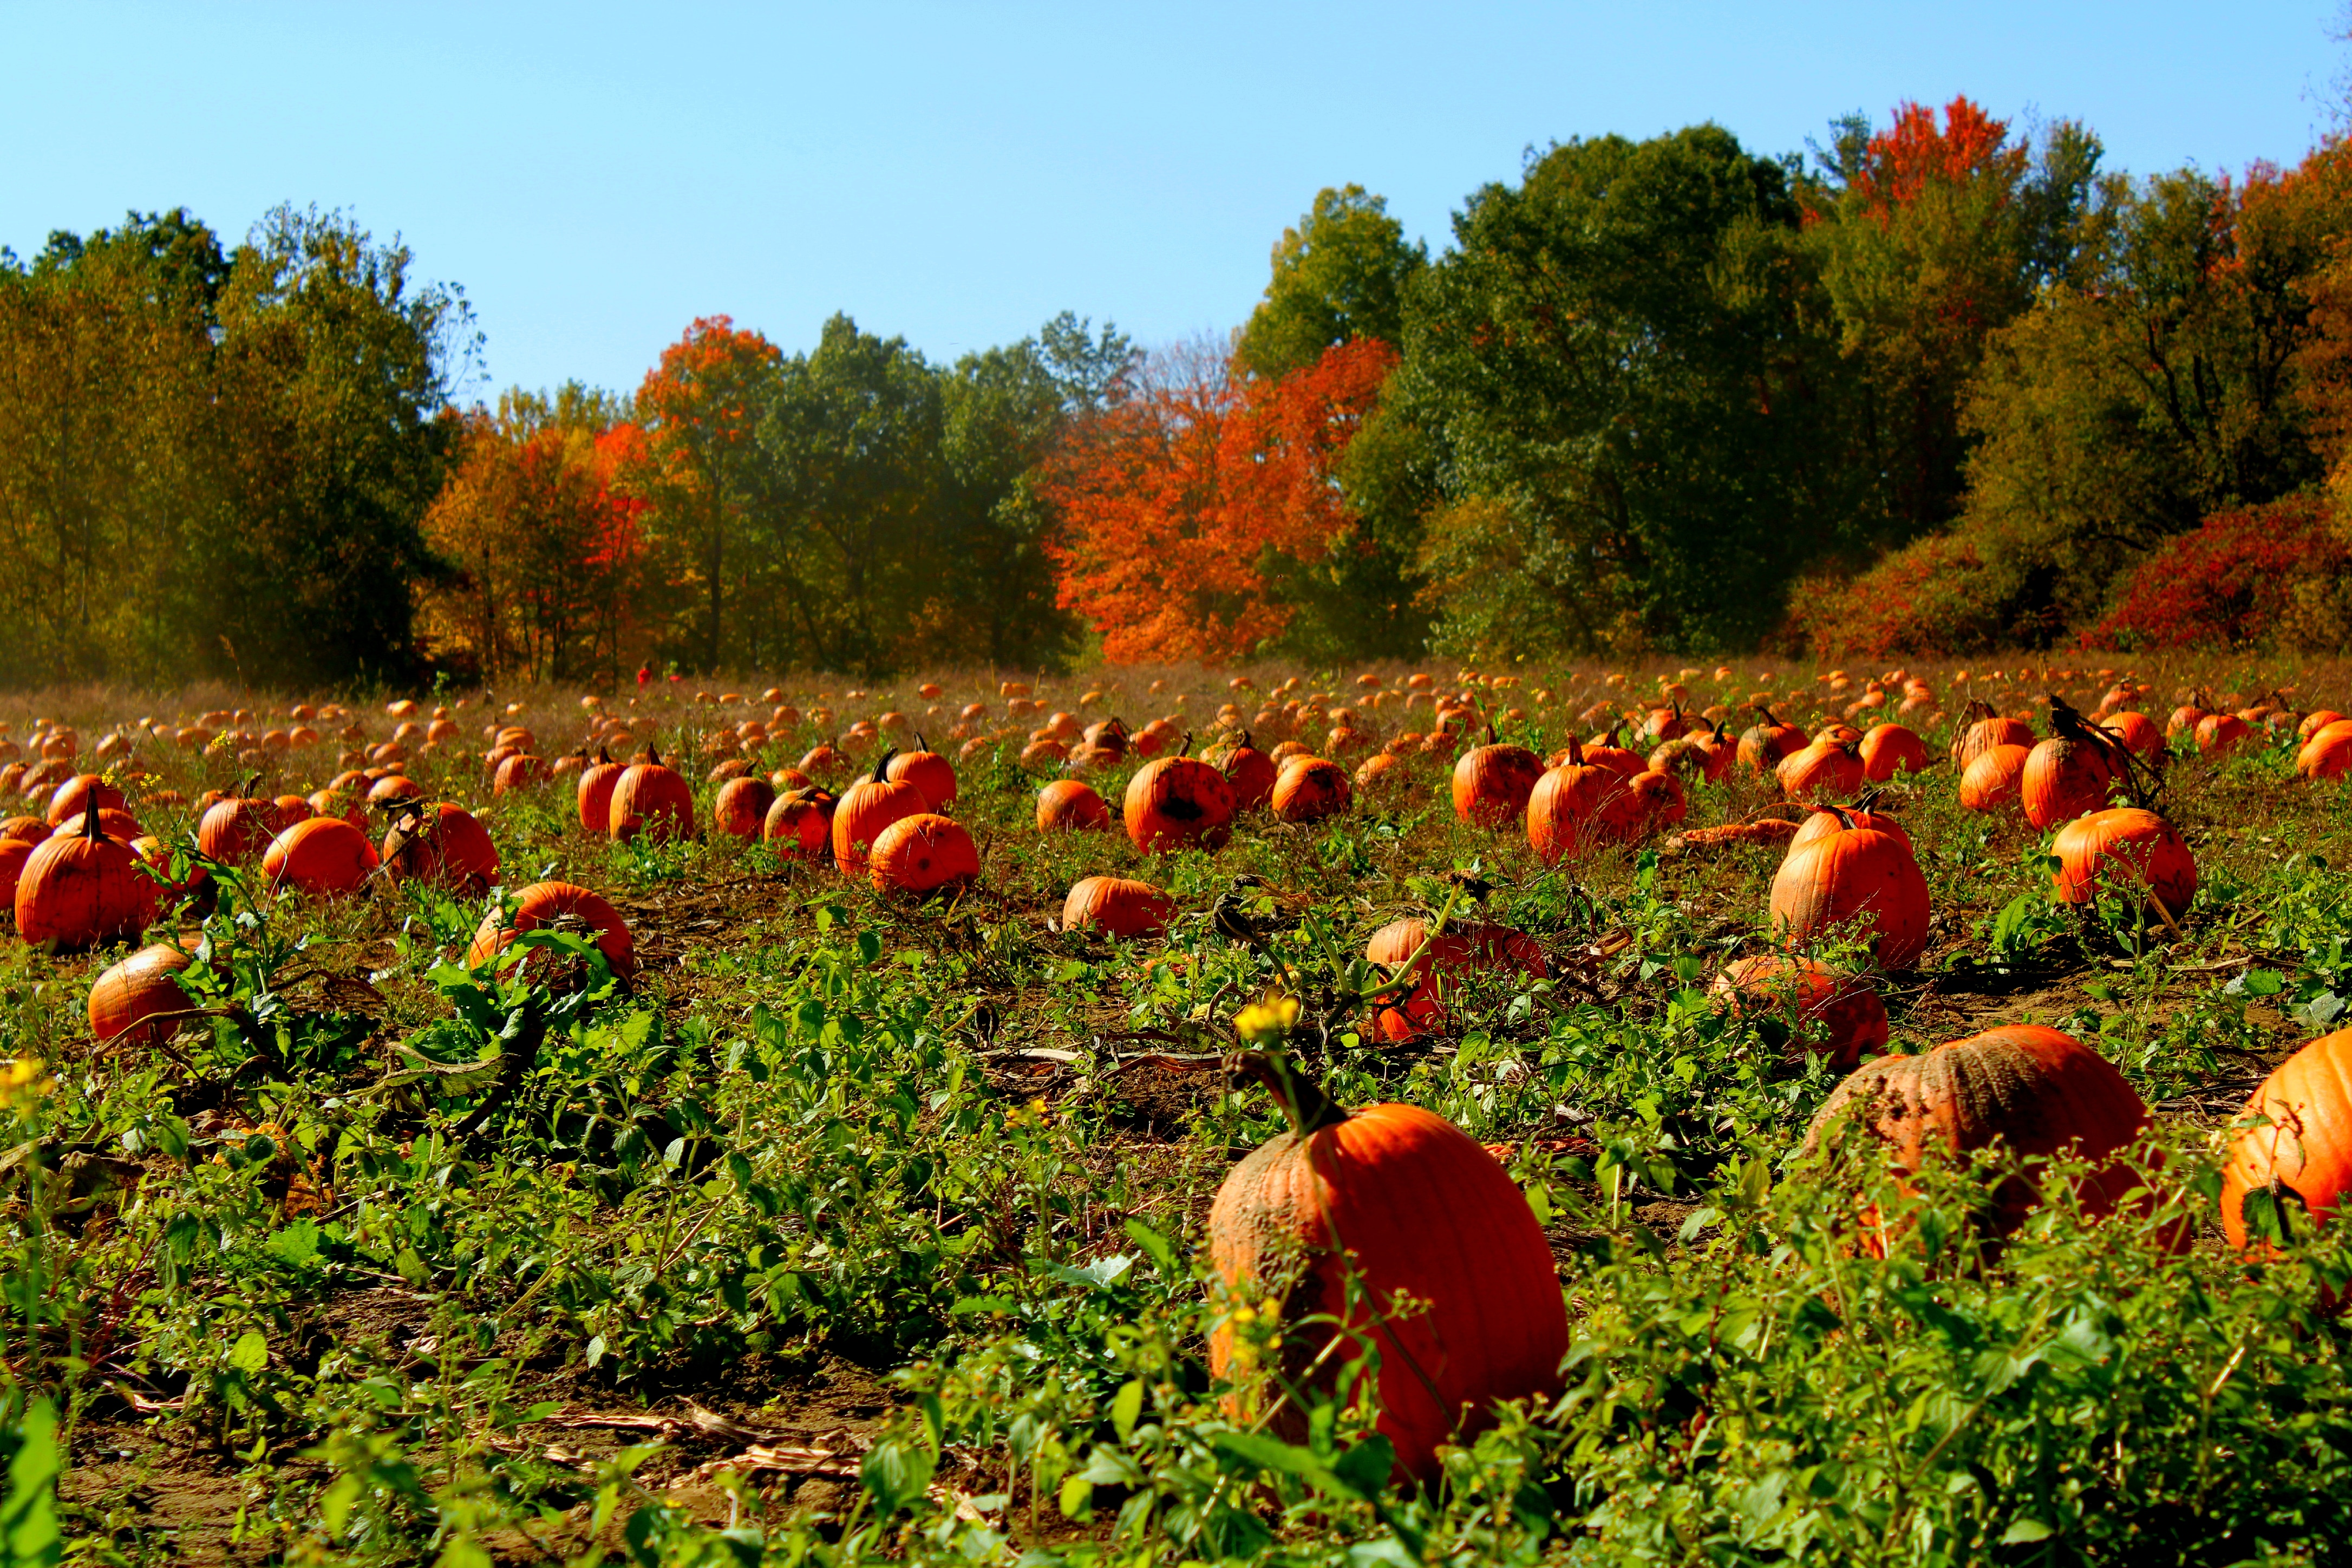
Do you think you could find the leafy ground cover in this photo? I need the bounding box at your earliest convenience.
[10,656,2352,1566]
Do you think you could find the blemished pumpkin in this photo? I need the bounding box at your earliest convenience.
[1769,818,1930,970]
[1364,917,1548,1042]
[711,775,776,840]
[1123,756,1235,853]
[868,812,979,896]
[1205,733,1279,811]
[16,808,156,950]
[1062,875,1175,938]
[762,787,837,858]
[609,746,695,843]
[1208,1051,1569,1483]
[2052,808,2197,919]
[380,802,500,891]
[1712,955,1886,1070]
[262,817,380,896]
[88,942,198,1047]
[1804,1024,2155,1240]
[2218,1028,2352,1262]
[2021,702,2126,829]
[1737,708,1808,773]
[465,880,636,980]
[833,750,931,876]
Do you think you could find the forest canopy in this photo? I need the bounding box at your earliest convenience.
[5,96,2349,686]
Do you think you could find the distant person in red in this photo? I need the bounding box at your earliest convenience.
[636,664,651,689]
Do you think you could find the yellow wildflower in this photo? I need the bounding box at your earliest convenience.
[1233,996,1300,1045]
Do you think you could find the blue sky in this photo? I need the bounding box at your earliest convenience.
[4,2,2340,401]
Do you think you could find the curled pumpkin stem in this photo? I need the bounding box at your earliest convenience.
[1225,1049,1349,1136]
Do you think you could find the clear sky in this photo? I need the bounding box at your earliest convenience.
[4,2,2340,402]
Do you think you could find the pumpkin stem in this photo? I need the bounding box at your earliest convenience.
[648,743,665,767]
[1227,1049,1349,1136]
[81,803,103,843]
[1854,785,1883,814]
[870,747,898,786]
[914,733,929,755]
[597,745,612,764]
[1178,730,1193,758]
[1564,733,1585,767]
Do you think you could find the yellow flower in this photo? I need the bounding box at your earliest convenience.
[1233,996,1300,1045]
[1,1058,52,1103]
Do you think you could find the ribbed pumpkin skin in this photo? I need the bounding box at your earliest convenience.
[263,818,380,895]
[1271,758,1352,825]
[1788,805,1914,859]
[198,797,282,864]
[1859,724,1930,781]
[16,818,155,950]
[1123,759,1234,853]
[1451,744,1545,827]
[609,759,695,844]
[2297,720,2352,781]
[1526,755,1630,865]
[762,790,835,858]
[1713,956,1886,1070]
[1206,741,1279,811]
[1207,1102,1567,1482]
[1777,740,1865,801]
[1737,715,1807,774]
[1804,1025,2152,1237]
[1958,744,2031,813]
[47,773,125,826]
[1037,780,1112,833]
[381,803,501,890]
[51,808,142,842]
[2052,808,2197,915]
[493,754,553,795]
[2021,736,2116,829]
[1953,715,2033,770]
[577,757,626,832]
[832,773,929,875]
[2103,712,2164,760]
[2299,710,2349,742]
[466,880,635,978]
[2197,713,2251,756]
[1063,876,1174,938]
[886,748,959,809]
[2219,1028,2352,1255]
[1365,918,1547,1042]
[1626,769,1687,828]
[0,839,32,906]
[868,813,979,896]
[711,777,775,840]
[89,943,195,1046]
[1769,828,1930,970]
[0,816,49,846]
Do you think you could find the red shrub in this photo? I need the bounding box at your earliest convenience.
[1781,533,2029,661]
[2082,494,2350,651]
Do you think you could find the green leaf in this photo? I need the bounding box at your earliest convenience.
[227,1330,269,1374]
[861,1436,935,1517]
[1110,1380,1144,1444]
[1123,1216,1178,1275]
[264,1219,321,1269]
[2001,1518,2055,1544]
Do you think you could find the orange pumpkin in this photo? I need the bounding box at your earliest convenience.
[1063,876,1175,938]
[2197,712,2252,756]
[886,737,959,809]
[198,794,283,864]
[1209,1052,1567,1482]
[832,751,931,876]
[1713,956,1886,1070]
[1770,821,1930,970]
[1737,709,1807,773]
[45,773,125,826]
[868,813,979,897]
[1122,757,1234,853]
[2051,808,2196,918]
[1526,736,1632,865]
[466,880,635,979]
[1451,739,1545,827]
[1036,779,1112,833]
[762,787,837,859]
[493,753,553,795]
[2296,720,2352,781]
[609,747,695,844]
[1205,733,1279,811]
[1776,737,1866,801]
[2219,1028,2352,1263]
[16,810,156,950]
[711,776,776,840]
[1957,744,2031,813]
[381,802,500,891]
[577,747,625,832]
[1952,704,2033,768]
[1858,723,1929,781]
[1364,917,1547,1041]
[1270,756,1352,825]
[89,942,197,1047]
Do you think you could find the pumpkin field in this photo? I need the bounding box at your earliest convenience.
[12,656,2352,1566]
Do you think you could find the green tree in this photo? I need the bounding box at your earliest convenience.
[1235,186,1426,380]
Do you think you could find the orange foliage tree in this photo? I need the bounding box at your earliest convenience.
[1041,337,1396,663]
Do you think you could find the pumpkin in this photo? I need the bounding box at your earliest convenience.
[88,942,197,1047]
[2051,808,2196,919]
[492,753,553,794]
[712,776,775,840]
[1526,736,1633,864]
[1625,768,1687,828]
[886,736,959,808]
[1858,723,1930,781]
[2101,711,2165,761]
[197,794,283,864]
[1776,737,1866,801]
[0,816,49,846]
[1578,726,1645,779]
[1957,744,2032,813]
[1804,1025,2155,1239]
[380,802,500,891]
[0,839,32,907]
[2021,701,2127,829]
[1270,756,1352,825]
[2219,1028,2352,1260]
[1451,737,1545,827]
[1205,733,1280,811]
[577,747,625,831]
[832,750,931,875]
[868,812,979,897]
[1737,709,1807,773]
[16,809,156,950]
[466,880,635,979]
[1951,703,2033,770]
[1063,875,1175,938]
[1364,917,1548,1041]
[2296,720,2352,781]
[272,794,314,827]
[1713,955,1887,1069]
[45,773,125,826]
[50,808,142,842]
[1123,756,1234,853]
[2196,712,2251,756]
[800,742,850,780]
[307,789,368,832]
[761,787,837,859]
[1787,799,1914,858]
[1769,820,1930,970]
[1354,752,1408,799]
[365,774,422,806]
[1036,779,1112,833]
[1208,1052,1568,1482]
[609,746,695,844]
[262,817,380,896]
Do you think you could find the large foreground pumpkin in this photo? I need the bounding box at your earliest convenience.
[1804,1025,2154,1239]
[17,810,155,950]
[1208,1052,1567,1482]
[1769,820,1930,970]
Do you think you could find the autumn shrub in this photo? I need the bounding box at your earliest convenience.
[1779,532,2053,661]
[2081,492,2352,652]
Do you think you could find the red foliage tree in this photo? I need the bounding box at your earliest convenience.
[1843,96,2025,219]
[1042,338,1396,664]
[2082,494,2350,651]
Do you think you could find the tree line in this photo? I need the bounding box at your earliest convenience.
[5,96,2348,687]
